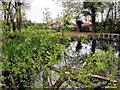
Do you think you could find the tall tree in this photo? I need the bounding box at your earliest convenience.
[116,1,120,33]
[57,0,104,32]
[56,0,117,33]
[103,2,114,32]
[43,7,51,30]
[56,0,82,20]
[56,0,83,32]
[1,0,30,38]
[15,1,22,31]
[83,1,103,32]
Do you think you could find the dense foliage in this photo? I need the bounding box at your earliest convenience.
[1,29,71,89]
[57,0,120,33]
[0,0,119,89]
[1,29,119,89]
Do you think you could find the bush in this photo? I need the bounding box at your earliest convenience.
[67,25,77,31]
[82,26,91,32]
[1,29,71,88]
[1,29,118,89]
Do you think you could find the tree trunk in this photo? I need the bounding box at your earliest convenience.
[17,1,22,31]
[111,7,114,32]
[114,3,117,32]
[6,2,12,32]
[2,1,13,38]
[2,2,8,36]
[15,2,18,31]
[10,12,16,32]
[91,8,96,32]
[104,7,112,30]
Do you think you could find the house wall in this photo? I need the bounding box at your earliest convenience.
[79,15,91,24]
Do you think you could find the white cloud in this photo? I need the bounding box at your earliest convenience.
[25,0,63,23]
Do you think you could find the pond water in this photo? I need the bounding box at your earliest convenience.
[57,39,120,73]
[65,39,120,58]
[40,39,120,88]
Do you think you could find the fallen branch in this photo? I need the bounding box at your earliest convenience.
[48,66,117,83]
[48,66,117,89]
[88,74,117,83]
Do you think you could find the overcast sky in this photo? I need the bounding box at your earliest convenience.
[26,0,63,23]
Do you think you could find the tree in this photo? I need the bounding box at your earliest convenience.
[43,7,51,30]
[0,0,30,38]
[116,1,120,33]
[83,1,104,32]
[102,2,114,32]
[56,0,119,33]
[56,0,102,32]
[60,8,73,35]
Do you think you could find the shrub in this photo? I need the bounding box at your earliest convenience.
[67,25,77,31]
[1,29,71,88]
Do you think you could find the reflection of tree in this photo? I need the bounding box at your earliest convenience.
[48,40,118,89]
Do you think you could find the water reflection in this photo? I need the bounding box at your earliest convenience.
[52,39,120,88]
[66,40,120,58]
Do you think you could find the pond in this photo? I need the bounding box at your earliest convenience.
[57,39,120,86]
[40,38,120,88]
[61,39,120,68]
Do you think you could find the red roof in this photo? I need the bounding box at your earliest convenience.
[82,23,89,27]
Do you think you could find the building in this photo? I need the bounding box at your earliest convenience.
[77,14,92,32]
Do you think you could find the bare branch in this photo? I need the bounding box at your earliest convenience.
[88,74,117,83]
